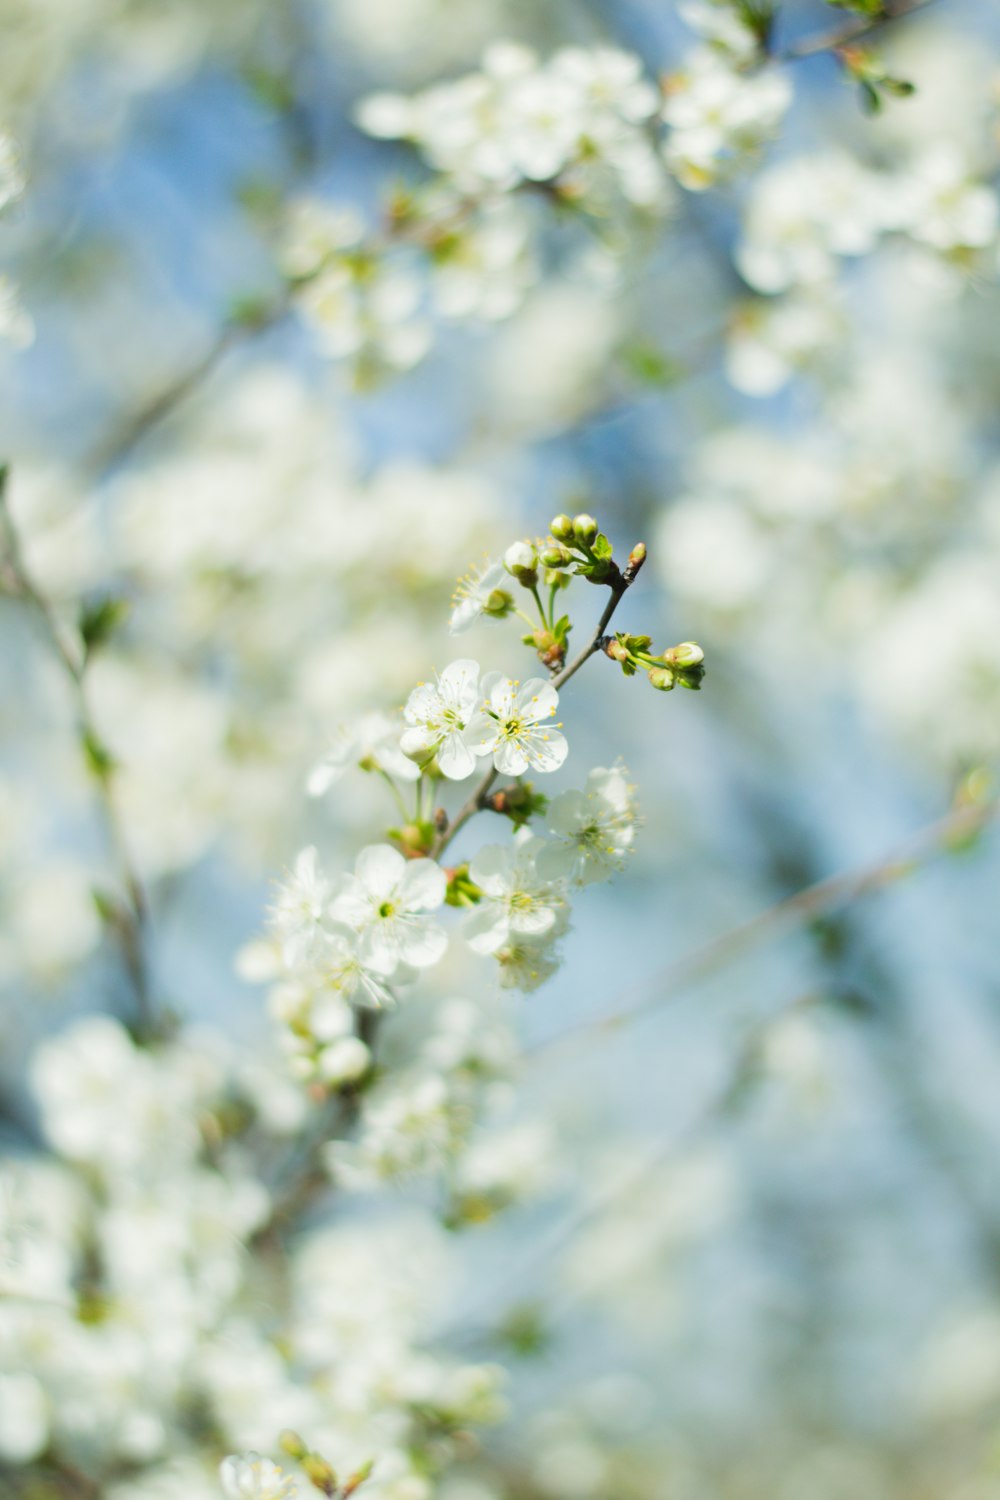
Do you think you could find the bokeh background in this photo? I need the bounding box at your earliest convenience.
[3,1,1000,1497]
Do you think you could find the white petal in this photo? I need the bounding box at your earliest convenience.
[400,920,448,968]
[398,858,447,911]
[464,903,510,955]
[439,658,481,708]
[519,679,559,721]
[400,725,439,757]
[494,738,529,776]
[526,729,568,772]
[354,843,406,899]
[307,760,339,796]
[510,904,557,938]
[487,674,517,717]
[535,840,579,882]
[404,683,440,724]
[470,843,513,896]
[548,789,586,835]
[437,734,477,780]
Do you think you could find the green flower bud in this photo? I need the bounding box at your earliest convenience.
[279,1432,309,1462]
[550,513,574,542]
[540,545,571,568]
[605,638,630,663]
[483,587,515,619]
[301,1453,338,1496]
[647,666,676,691]
[677,664,705,690]
[663,641,704,669]
[503,540,539,587]
[572,512,599,546]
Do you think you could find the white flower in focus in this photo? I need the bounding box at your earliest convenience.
[536,765,637,885]
[464,835,566,955]
[469,674,568,775]
[449,559,510,633]
[308,711,420,795]
[331,844,447,975]
[270,846,332,967]
[402,658,482,779]
[220,1454,298,1500]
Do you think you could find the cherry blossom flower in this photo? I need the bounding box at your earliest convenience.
[536,765,637,885]
[308,711,420,796]
[220,1454,298,1500]
[401,658,482,779]
[469,673,568,774]
[464,835,567,955]
[330,844,447,976]
[448,559,510,633]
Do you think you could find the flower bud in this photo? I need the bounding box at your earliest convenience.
[483,587,514,619]
[503,540,539,587]
[663,641,704,668]
[550,513,574,542]
[302,1453,338,1495]
[343,1460,375,1498]
[279,1432,309,1462]
[604,638,629,663]
[572,512,598,546]
[539,545,571,568]
[647,666,676,691]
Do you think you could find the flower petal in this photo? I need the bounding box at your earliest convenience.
[494,738,529,776]
[400,920,448,968]
[398,858,447,911]
[437,734,478,780]
[354,843,406,898]
[526,728,568,772]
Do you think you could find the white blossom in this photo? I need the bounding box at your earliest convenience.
[330,844,447,976]
[270,846,333,968]
[308,711,421,795]
[536,765,637,885]
[469,674,568,775]
[448,559,509,633]
[401,658,482,779]
[465,835,567,955]
[220,1454,298,1500]
[662,51,791,190]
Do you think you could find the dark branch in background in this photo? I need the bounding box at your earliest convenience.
[529,791,996,1059]
[0,467,156,1039]
[777,0,937,60]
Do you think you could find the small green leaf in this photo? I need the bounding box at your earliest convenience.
[79,595,129,655]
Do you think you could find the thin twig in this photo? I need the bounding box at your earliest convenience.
[527,794,996,1060]
[0,471,155,1036]
[429,557,639,862]
[778,0,936,61]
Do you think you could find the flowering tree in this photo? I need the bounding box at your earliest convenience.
[2,2,1000,1498]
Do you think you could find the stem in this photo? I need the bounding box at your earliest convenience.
[778,0,935,61]
[377,768,410,822]
[529,583,550,631]
[527,793,996,1059]
[0,473,155,1038]
[428,561,638,861]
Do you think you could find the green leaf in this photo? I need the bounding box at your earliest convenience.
[82,729,116,781]
[79,595,129,655]
[591,532,613,562]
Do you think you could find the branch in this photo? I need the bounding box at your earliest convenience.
[428,548,644,861]
[528,793,996,1060]
[778,0,936,61]
[0,469,155,1037]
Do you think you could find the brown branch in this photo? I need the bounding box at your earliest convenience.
[428,548,644,862]
[778,0,937,61]
[527,794,996,1061]
[0,469,155,1037]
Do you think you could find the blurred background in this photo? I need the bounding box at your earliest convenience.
[2,1,1000,1497]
